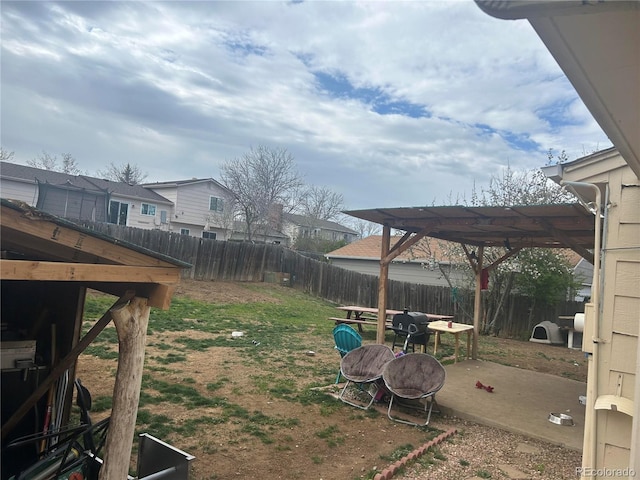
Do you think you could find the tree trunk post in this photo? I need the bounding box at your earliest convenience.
[99,297,150,480]
[377,224,391,344]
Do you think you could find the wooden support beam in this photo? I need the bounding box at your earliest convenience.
[383,229,429,265]
[377,225,391,344]
[539,220,595,264]
[472,246,484,360]
[0,260,182,284]
[99,297,150,480]
[1,291,135,440]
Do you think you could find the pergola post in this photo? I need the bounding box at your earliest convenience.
[99,297,150,480]
[472,246,484,360]
[376,224,391,344]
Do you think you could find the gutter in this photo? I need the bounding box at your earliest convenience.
[561,180,602,475]
[474,0,635,20]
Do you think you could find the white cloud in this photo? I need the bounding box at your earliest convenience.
[0,0,611,209]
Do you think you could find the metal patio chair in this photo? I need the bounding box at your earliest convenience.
[333,324,362,384]
[338,344,396,410]
[382,353,445,426]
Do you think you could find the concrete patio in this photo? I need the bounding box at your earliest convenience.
[435,359,586,451]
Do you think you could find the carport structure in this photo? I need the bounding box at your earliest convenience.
[0,199,190,479]
[344,202,599,358]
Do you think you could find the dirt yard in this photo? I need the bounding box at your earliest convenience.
[76,280,586,480]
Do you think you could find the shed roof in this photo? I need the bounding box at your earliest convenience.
[0,198,189,308]
[1,161,172,204]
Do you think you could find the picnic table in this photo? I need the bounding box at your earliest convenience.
[329,306,403,332]
[428,320,474,363]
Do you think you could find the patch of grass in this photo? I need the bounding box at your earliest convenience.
[311,455,323,464]
[176,416,226,436]
[153,353,187,364]
[136,409,174,439]
[459,459,470,466]
[83,343,118,360]
[206,378,229,391]
[141,375,222,408]
[379,443,414,462]
[536,351,551,361]
[476,470,492,479]
[315,425,345,448]
[432,448,447,461]
[91,395,112,412]
[241,423,274,444]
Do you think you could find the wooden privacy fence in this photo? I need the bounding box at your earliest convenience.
[79,222,584,338]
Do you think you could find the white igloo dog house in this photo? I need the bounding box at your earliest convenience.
[529,320,564,345]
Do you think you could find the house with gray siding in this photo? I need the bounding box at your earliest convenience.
[282,213,358,246]
[326,235,467,286]
[0,161,172,228]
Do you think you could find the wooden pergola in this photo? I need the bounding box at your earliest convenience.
[343,203,597,358]
[0,199,189,480]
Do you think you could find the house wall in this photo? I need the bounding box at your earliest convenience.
[149,182,233,238]
[563,152,640,471]
[0,177,38,205]
[328,257,465,287]
[119,195,171,231]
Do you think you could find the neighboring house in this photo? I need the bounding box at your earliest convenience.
[476,1,638,473]
[0,161,173,229]
[326,235,466,286]
[282,213,358,246]
[227,220,290,245]
[143,178,235,240]
[573,257,594,302]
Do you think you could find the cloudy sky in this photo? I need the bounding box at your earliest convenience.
[1,1,611,210]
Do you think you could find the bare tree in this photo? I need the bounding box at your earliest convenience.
[28,151,82,175]
[348,218,381,239]
[298,186,344,221]
[97,162,148,185]
[220,146,303,242]
[1,147,15,162]
[462,164,580,335]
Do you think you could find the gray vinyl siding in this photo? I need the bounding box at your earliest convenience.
[0,178,38,205]
[328,258,464,287]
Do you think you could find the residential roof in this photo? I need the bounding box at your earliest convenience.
[142,177,231,193]
[327,234,586,267]
[326,235,457,262]
[283,213,358,235]
[1,161,171,204]
[232,220,289,240]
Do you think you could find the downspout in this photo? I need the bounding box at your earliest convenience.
[561,180,602,474]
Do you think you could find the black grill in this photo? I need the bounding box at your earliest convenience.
[392,311,430,334]
[390,310,431,352]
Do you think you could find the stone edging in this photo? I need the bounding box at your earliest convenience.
[373,427,458,480]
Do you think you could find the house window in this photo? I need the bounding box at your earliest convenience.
[108,200,128,226]
[141,203,156,216]
[202,231,217,240]
[180,228,190,235]
[209,196,224,212]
